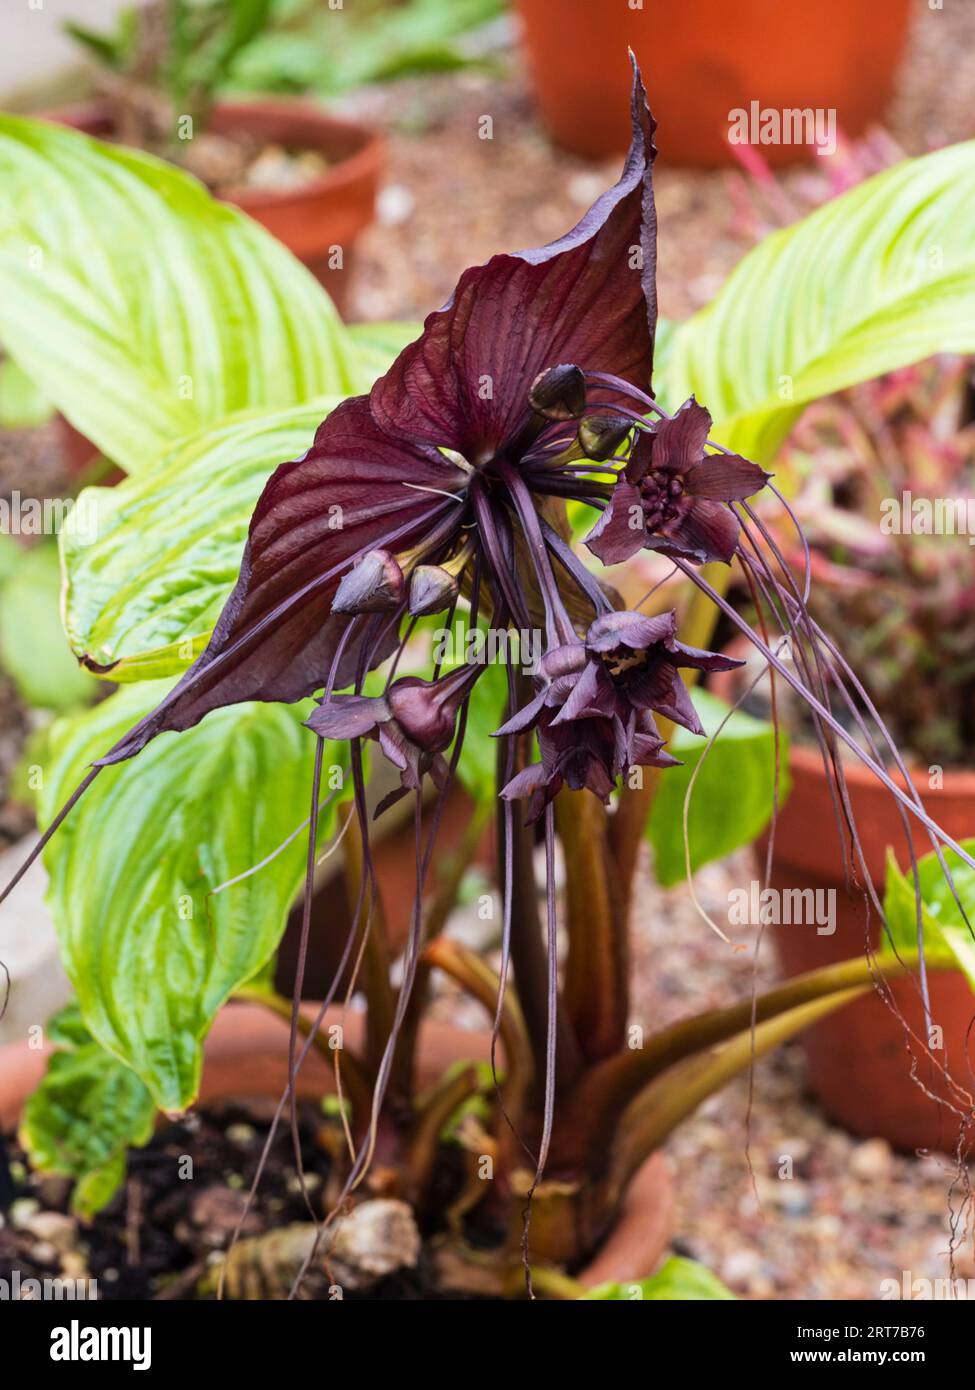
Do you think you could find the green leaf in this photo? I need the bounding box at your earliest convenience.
[648,689,789,887]
[582,1256,736,1301]
[882,841,975,992]
[661,142,975,461]
[0,115,362,473]
[0,356,53,428]
[0,543,98,710]
[39,681,350,1111]
[0,533,18,585]
[453,657,508,805]
[61,401,338,681]
[63,20,128,70]
[348,320,421,383]
[19,1003,156,1219]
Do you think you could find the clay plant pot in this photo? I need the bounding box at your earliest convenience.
[42,99,384,314]
[0,1001,673,1293]
[710,649,975,1152]
[759,746,975,1154]
[516,0,913,165]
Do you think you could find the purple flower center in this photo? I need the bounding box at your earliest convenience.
[637,467,685,532]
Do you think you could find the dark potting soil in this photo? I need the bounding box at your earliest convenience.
[0,1101,464,1301]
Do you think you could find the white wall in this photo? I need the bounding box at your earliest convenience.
[0,0,134,100]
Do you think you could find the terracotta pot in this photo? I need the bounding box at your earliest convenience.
[516,0,913,165]
[41,99,384,314]
[710,650,975,1152]
[761,746,975,1153]
[0,1002,672,1292]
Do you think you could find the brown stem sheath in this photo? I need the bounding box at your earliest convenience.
[558,789,628,1061]
[563,948,958,1167]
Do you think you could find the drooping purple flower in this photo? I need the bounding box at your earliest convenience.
[585,398,770,566]
[494,615,698,818]
[499,708,622,823]
[94,61,660,772]
[308,663,481,815]
[495,607,742,818]
[580,608,743,736]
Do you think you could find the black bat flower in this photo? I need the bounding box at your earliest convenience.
[584,397,770,566]
[94,59,660,772]
[493,608,739,816]
[581,608,743,733]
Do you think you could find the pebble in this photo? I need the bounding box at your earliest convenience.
[849,1138,894,1181]
[19,1210,78,1253]
[225,1122,257,1148]
[10,1197,40,1228]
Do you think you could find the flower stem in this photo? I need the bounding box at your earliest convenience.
[558,788,628,1061]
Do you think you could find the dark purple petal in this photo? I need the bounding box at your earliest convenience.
[499,760,559,825]
[586,609,675,654]
[369,61,657,460]
[684,454,771,502]
[539,641,587,679]
[646,498,741,565]
[306,693,389,740]
[628,665,703,736]
[651,398,712,476]
[630,730,681,769]
[583,480,646,565]
[377,723,416,779]
[623,427,654,485]
[668,640,745,674]
[551,659,616,724]
[500,761,550,801]
[493,686,550,737]
[97,397,465,766]
[373,785,411,818]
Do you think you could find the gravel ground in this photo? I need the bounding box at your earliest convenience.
[343,0,975,328]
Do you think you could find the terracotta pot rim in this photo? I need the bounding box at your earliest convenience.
[710,637,975,790]
[0,1000,673,1292]
[38,97,386,211]
[787,739,975,791]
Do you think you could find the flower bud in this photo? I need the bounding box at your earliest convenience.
[333,549,405,614]
[529,364,587,421]
[408,564,459,617]
[578,413,632,461]
[388,665,480,753]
